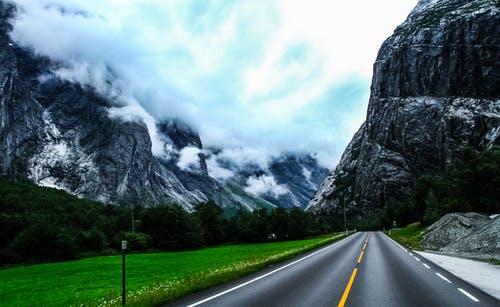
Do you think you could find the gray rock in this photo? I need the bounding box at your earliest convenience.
[0,2,45,177]
[308,0,500,214]
[422,212,500,258]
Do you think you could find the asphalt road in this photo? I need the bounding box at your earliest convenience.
[168,232,500,306]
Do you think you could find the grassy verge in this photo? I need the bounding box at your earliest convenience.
[0,234,345,306]
[490,259,500,265]
[386,222,427,250]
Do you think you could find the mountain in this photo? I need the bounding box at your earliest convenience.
[308,0,499,214]
[207,151,329,209]
[0,1,326,212]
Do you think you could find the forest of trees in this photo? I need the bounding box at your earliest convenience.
[2,146,498,265]
[0,179,331,265]
[351,146,500,229]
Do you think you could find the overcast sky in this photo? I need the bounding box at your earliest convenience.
[10,0,418,169]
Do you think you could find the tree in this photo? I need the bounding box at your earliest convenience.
[269,207,290,240]
[423,190,441,225]
[195,201,225,246]
[140,205,203,250]
[10,222,78,262]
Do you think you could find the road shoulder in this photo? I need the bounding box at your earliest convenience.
[416,251,500,300]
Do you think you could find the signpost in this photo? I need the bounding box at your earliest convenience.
[122,240,127,306]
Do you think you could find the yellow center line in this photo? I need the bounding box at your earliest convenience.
[357,250,364,263]
[338,234,369,306]
[338,268,358,307]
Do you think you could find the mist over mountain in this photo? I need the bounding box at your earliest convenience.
[207,150,329,209]
[7,0,418,170]
[0,1,332,211]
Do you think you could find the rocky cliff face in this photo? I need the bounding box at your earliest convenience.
[308,0,500,214]
[0,1,326,212]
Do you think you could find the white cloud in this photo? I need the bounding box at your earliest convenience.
[244,175,290,198]
[206,155,234,180]
[176,146,202,171]
[215,147,278,170]
[9,0,418,169]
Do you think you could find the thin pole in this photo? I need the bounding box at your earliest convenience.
[343,194,347,236]
[122,247,126,305]
[131,209,135,233]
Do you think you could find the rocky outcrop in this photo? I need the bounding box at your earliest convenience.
[0,2,45,177]
[308,0,500,214]
[422,212,500,259]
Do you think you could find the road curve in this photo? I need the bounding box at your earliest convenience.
[168,232,500,307]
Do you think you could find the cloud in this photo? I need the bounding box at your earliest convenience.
[244,175,290,198]
[212,147,278,170]
[176,146,202,171]
[9,0,418,169]
[206,154,234,180]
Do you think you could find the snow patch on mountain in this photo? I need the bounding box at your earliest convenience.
[28,110,100,194]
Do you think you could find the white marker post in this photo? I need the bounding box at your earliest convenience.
[121,240,127,305]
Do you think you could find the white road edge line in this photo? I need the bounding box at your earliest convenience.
[409,252,413,256]
[436,272,452,284]
[458,288,480,302]
[413,256,421,262]
[382,232,407,252]
[186,235,351,307]
[423,263,431,269]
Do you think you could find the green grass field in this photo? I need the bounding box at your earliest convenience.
[386,222,427,250]
[0,234,344,306]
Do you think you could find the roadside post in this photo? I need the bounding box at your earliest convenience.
[122,240,127,305]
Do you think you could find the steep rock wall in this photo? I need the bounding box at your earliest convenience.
[308,0,500,214]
